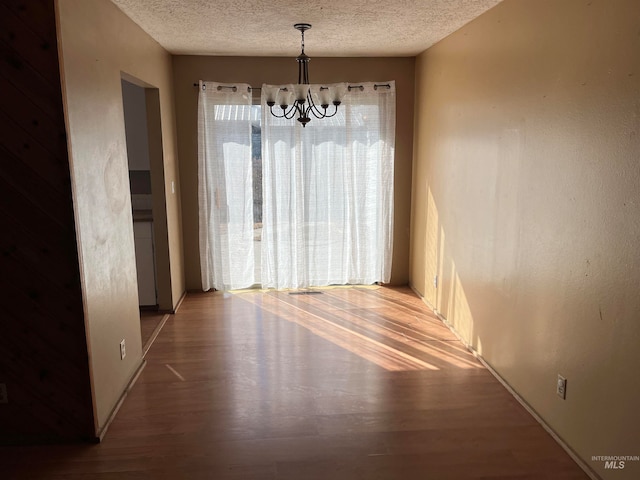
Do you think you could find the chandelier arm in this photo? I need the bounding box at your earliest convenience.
[269,107,284,118]
[320,105,340,118]
[269,105,301,119]
[309,105,329,119]
[283,105,298,119]
[306,91,328,118]
[306,91,316,107]
[297,103,311,122]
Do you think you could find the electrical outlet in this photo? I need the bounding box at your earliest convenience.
[557,374,567,399]
[433,275,438,288]
[120,339,126,360]
[0,383,8,404]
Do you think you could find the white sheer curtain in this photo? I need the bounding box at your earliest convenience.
[261,81,396,289]
[198,81,255,291]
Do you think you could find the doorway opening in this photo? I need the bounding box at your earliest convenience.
[121,74,172,349]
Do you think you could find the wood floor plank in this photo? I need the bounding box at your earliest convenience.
[0,286,590,479]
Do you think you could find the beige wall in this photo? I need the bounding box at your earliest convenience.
[57,0,184,430]
[411,0,640,478]
[172,56,414,290]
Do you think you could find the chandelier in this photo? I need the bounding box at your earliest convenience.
[265,24,346,127]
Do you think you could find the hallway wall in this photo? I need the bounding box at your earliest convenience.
[0,0,93,443]
[56,0,184,432]
[410,1,640,478]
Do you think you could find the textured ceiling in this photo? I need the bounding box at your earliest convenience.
[109,0,503,57]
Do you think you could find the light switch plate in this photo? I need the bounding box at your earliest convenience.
[557,375,567,399]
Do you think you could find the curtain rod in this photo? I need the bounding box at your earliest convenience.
[193,83,259,91]
[193,82,391,91]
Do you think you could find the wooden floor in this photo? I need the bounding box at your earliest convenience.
[1,286,589,479]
